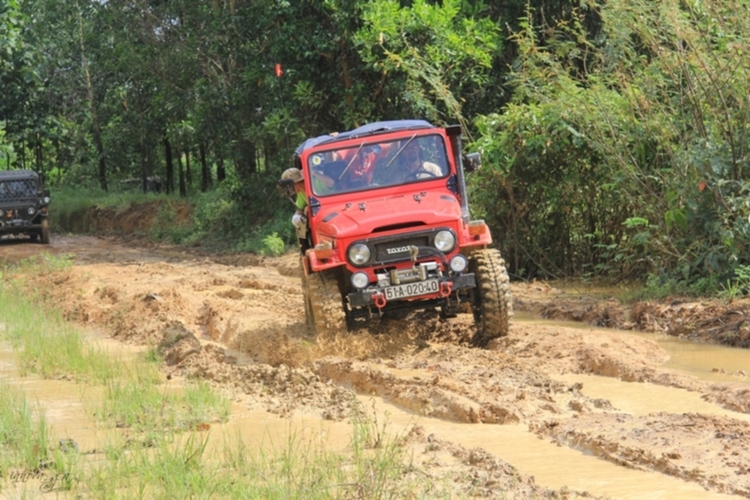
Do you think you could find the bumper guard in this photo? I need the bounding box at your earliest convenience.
[347,272,476,309]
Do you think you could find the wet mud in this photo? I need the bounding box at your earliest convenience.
[3,231,750,498]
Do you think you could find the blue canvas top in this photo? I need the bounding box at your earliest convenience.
[295,120,435,155]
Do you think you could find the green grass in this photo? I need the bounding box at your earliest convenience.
[80,411,447,500]
[98,378,230,434]
[0,381,51,475]
[51,185,166,212]
[49,183,300,253]
[0,285,120,384]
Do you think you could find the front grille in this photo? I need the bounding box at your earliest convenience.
[374,235,430,263]
[349,227,453,267]
[0,207,35,225]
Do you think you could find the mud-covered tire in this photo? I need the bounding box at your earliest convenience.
[470,248,512,346]
[40,219,50,244]
[303,270,347,339]
[301,273,314,332]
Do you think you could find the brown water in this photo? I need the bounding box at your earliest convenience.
[2,321,749,500]
[515,311,750,385]
[661,335,750,383]
[364,396,736,500]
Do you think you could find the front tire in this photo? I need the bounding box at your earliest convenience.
[470,248,512,346]
[40,219,50,244]
[304,270,347,340]
[301,273,315,333]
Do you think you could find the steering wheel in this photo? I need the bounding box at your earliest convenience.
[406,169,438,181]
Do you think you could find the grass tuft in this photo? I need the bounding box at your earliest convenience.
[0,382,50,475]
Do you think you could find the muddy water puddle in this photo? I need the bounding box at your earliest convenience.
[660,336,750,382]
[555,372,750,420]
[0,344,110,455]
[516,311,750,385]
[363,396,735,500]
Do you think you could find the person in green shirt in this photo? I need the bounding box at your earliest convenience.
[280,167,311,254]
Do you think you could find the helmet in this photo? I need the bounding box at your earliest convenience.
[281,167,303,183]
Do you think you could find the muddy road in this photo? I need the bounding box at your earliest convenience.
[4,234,750,499]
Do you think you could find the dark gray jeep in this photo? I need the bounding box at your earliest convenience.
[0,170,51,244]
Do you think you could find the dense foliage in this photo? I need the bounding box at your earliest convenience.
[2,0,750,294]
[472,0,750,293]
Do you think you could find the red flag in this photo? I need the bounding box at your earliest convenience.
[275,63,283,78]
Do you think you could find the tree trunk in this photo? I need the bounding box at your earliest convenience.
[217,154,226,183]
[140,135,148,193]
[176,144,186,197]
[199,141,210,192]
[185,147,192,188]
[35,135,43,173]
[236,138,257,179]
[54,139,64,175]
[77,1,107,191]
[163,135,174,194]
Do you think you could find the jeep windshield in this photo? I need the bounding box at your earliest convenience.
[0,176,39,202]
[306,134,449,196]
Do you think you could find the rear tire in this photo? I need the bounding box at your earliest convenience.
[304,270,347,340]
[469,248,512,346]
[40,219,50,244]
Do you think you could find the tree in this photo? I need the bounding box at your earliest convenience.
[1,0,46,171]
[474,0,750,286]
[354,0,501,129]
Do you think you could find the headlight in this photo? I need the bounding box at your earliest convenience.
[348,243,371,266]
[350,272,369,289]
[449,254,468,273]
[434,230,456,253]
[27,207,35,215]
[43,196,50,204]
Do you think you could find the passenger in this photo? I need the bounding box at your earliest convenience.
[279,167,310,254]
[308,153,337,194]
[311,167,336,193]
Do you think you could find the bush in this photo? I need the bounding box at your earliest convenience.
[260,232,285,256]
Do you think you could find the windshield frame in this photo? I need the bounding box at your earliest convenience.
[305,133,450,197]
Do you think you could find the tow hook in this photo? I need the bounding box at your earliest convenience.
[439,281,453,297]
[373,292,387,309]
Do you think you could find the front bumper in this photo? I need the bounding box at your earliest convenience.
[347,272,476,309]
[0,213,46,235]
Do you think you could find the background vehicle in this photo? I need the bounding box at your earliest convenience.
[292,120,512,346]
[0,170,51,244]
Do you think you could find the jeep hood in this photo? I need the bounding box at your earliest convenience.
[315,193,461,239]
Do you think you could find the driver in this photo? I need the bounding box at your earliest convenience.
[391,140,443,184]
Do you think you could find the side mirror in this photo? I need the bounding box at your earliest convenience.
[463,152,481,172]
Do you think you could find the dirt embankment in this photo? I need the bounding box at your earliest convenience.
[516,282,750,349]
[4,219,750,497]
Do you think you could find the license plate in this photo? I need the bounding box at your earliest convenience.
[384,279,439,300]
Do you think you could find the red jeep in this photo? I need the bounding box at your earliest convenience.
[292,120,512,346]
